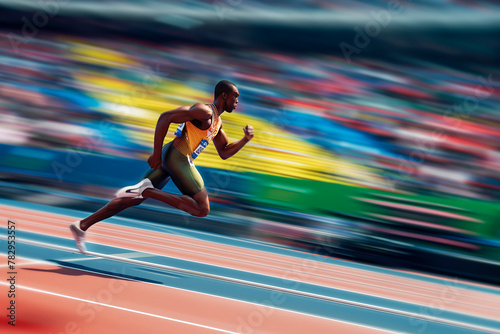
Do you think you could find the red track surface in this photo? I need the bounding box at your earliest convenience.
[1,204,500,333]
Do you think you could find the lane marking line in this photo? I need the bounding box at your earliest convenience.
[0,252,150,268]
[6,236,500,334]
[0,282,239,334]
[5,206,499,293]
[6,218,499,309]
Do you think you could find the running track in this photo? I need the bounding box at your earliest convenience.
[1,198,500,334]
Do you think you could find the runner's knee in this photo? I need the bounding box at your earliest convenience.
[192,208,209,217]
[191,189,209,217]
[190,200,209,217]
[193,205,209,217]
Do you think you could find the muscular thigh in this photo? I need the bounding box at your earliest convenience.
[161,142,205,196]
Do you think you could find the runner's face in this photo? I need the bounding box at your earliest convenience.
[225,87,239,113]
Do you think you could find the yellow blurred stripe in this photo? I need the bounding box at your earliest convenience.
[68,42,140,67]
[72,69,378,185]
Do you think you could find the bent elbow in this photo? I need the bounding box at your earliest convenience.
[220,153,232,160]
[218,150,230,160]
[159,112,171,123]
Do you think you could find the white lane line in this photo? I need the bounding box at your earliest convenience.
[0,252,151,268]
[12,221,500,316]
[5,251,399,333]
[0,274,399,334]
[0,282,239,334]
[7,216,500,311]
[8,209,500,299]
[6,236,500,334]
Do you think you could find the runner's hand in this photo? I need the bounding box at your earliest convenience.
[243,125,254,141]
[148,153,162,169]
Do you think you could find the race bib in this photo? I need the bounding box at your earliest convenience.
[174,123,185,137]
[191,139,208,159]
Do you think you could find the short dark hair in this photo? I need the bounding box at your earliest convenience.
[214,80,236,98]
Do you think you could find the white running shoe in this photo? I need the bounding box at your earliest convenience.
[69,221,87,254]
[115,178,153,199]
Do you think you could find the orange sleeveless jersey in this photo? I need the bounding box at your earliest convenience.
[173,104,222,158]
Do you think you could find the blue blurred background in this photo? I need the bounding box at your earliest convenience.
[1,0,500,283]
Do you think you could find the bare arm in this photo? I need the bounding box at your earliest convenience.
[213,125,254,160]
[148,103,211,169]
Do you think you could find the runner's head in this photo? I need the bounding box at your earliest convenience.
[214,80,239,113]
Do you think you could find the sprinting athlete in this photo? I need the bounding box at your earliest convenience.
[70,80,254,253]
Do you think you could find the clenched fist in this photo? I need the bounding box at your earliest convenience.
[243,124,254,141]
[147,152,162,169]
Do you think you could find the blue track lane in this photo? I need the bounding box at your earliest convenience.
[1,198,499,333]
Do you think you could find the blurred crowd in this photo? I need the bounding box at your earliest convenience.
[1,26,499,200]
